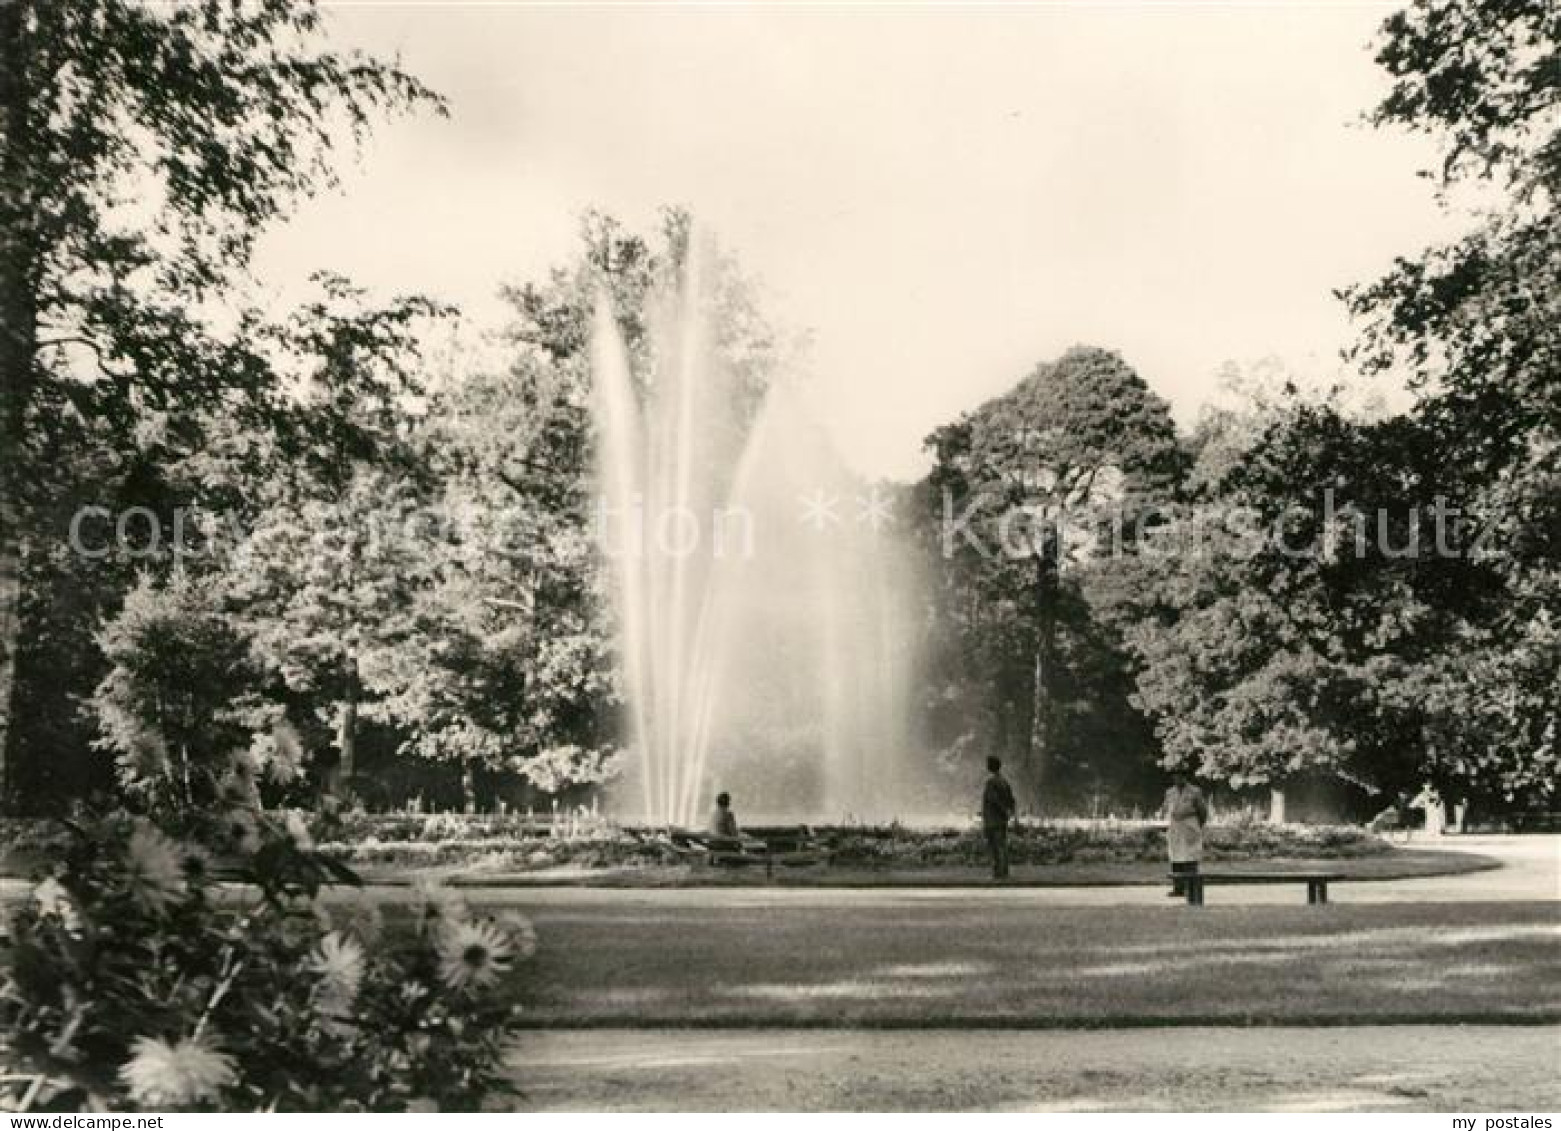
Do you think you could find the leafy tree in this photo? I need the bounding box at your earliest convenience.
[372,209,795,808]
[232,472,436,801]
[0,0,441,809]
[507,208,792,406]
[1346,0,1557,548]
[89,573,259,812]
[1119,385,1550,806]
[1109,397,1400,795]
[399,352,618,809]
[1116,0,1558,812]
[180,212,792,813]
[218,279,452,800]
[1342,0,1558,804]
[919,347,1183,806]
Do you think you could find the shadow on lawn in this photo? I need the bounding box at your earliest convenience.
[513,901,1561,1026]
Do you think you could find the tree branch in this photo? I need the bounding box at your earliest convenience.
[35,334,135,379]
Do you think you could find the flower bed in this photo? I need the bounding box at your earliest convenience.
[820,820,1388,869]
[299,813,1390,873]
[306,812,687,872]
[4,812,1393,879]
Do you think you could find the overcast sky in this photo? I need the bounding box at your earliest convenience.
[254,2,1464,481]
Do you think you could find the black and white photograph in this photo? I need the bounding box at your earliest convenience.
[0,0,1557,1117]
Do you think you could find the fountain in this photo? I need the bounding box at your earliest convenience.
[590,244,924,827]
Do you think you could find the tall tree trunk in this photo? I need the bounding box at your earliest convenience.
[335,659,360,800]
[0,494,20,815]
[1025,543,1058,811]
[1027,630,1048,808]
[0,0,37,814]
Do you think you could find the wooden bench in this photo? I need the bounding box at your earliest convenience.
[669,826,827,877]
[1174,871,1343,906]
[1510,812,1561,834]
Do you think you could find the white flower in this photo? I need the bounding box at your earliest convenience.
[283,810,314,851]
[435,919,514,992]
[223,809,262,855]
[119,1036,235,1107]
[179,844,214,886]
[308,930,366,1012]
[32,878,82,932]
[266,721,305,785]
[124,825,188,914]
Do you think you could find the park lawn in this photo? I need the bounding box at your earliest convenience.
[495,899,1561,1027]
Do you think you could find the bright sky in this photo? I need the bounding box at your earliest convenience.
[254,2,1463,481]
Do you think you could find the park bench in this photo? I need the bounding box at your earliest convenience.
[668,825,828,877]
[1174,870,1343,906]
[1510,812,1561,834]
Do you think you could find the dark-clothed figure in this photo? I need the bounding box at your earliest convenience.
[981,756,1017,879]
[1163,771,1209,896]
[709,791,740,839]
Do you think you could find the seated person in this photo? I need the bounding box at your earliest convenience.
[709,791,740,840]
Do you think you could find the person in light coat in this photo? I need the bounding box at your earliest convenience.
[1163,770,1209,897]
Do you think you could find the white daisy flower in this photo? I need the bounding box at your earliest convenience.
[119,1036,235,1107]
[308,930,366,1010]
[435,919,514,992]
[124,825,188,914]
[223,809,262,855]
[32,878,82,932]
[283,810,314,851]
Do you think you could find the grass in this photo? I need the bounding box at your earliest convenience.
[488,898,1561,1027]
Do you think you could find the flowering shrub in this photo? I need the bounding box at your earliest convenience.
[823,821,1389,868]
[306,812,1390,873]
[0,811,535,1112]
[312,812,687,872]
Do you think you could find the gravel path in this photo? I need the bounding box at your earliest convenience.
[438,833,1557,910]
[514,1025,1561,1112]
[2,833,1552,907]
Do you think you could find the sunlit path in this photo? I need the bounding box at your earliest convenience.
[414,834,1561,909]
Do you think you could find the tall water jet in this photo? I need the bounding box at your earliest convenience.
[591,244,923,827]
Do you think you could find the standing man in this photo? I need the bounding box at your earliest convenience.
[982,756,1017,880]
[1163,770,1209,897]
